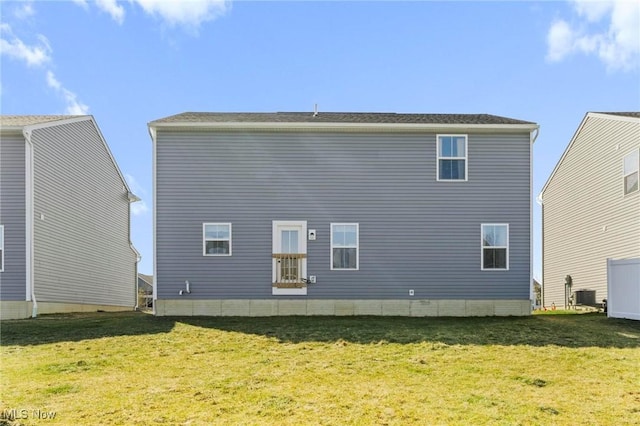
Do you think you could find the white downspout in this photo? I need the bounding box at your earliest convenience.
[128,192,141,312]
[132,244,141,311]
[23,129,37,318]
[149,125,158,315]
[530,126,540,310]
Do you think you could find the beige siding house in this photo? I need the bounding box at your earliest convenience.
[0,115,140,319]
[540,112,640,308]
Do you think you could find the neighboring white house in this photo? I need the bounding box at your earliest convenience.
[0,115,140,319]
[540,112,640,308]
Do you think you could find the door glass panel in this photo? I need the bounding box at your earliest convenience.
[281,230,299,253]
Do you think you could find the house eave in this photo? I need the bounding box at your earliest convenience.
[131,243,141,262]
[0,126,25,134]
[128,192,141,203]
[149,121,539,133]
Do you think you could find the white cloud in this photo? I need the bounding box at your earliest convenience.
[45,70,61,90]
[547,20,574,62]
[96,0,126,25]
[131,201,149,216]
[14,1,36,20]
[131,0,230,29]
[0,23,51,67]
[574,0,614,22]
[3,6,90,115]
[125,173,145,195]
[71,0,89,9]
[125,173,149,216]
[71,0,229,30]
[546,0,640,71]
[46,71,90,115]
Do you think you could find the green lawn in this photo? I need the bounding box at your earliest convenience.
[1,311,639,425]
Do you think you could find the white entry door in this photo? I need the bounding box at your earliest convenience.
[272,221,307,296]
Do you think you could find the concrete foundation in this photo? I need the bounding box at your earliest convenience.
[154,299,531,317]
[0,301,133,320]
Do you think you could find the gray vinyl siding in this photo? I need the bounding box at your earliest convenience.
[156,130,531,300]
[30,120,135,307]
[543,116,640,307]
[0,132,26,300]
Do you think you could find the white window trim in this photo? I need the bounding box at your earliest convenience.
[623,148,639,196]
[0,225,4,272]
[436,134,468,182]
[330,223,359,271]
[202,223,232,256]
[481,223,509,271]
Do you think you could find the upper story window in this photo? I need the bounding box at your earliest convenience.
[0,225,4,272]
[481,224,509,270]
[437,135,467,181]
[331,223,359,270]
[203,223,232,256]
[623,149,639,195]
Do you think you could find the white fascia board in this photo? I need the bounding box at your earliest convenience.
[0,127,26,134]
[149,121,539,133]
[130,243,141,261]
[86,117,137,199]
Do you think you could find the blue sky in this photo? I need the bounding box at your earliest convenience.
[2,0,639,278]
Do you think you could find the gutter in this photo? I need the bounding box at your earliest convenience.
[22,128,37,318]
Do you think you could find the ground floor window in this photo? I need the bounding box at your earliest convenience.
[331,223,359,270]
[482,224,508,270]
[203,223,232,256]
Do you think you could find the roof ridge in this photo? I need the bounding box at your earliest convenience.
[150,111,536,125]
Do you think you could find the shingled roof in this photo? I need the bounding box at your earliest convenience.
[151,112,535,126]
[595,112,640,119]
[0,115,84,128]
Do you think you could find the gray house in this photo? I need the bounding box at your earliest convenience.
[149,112,538,316]
[0,115,140,319]
[540,112,640,308]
